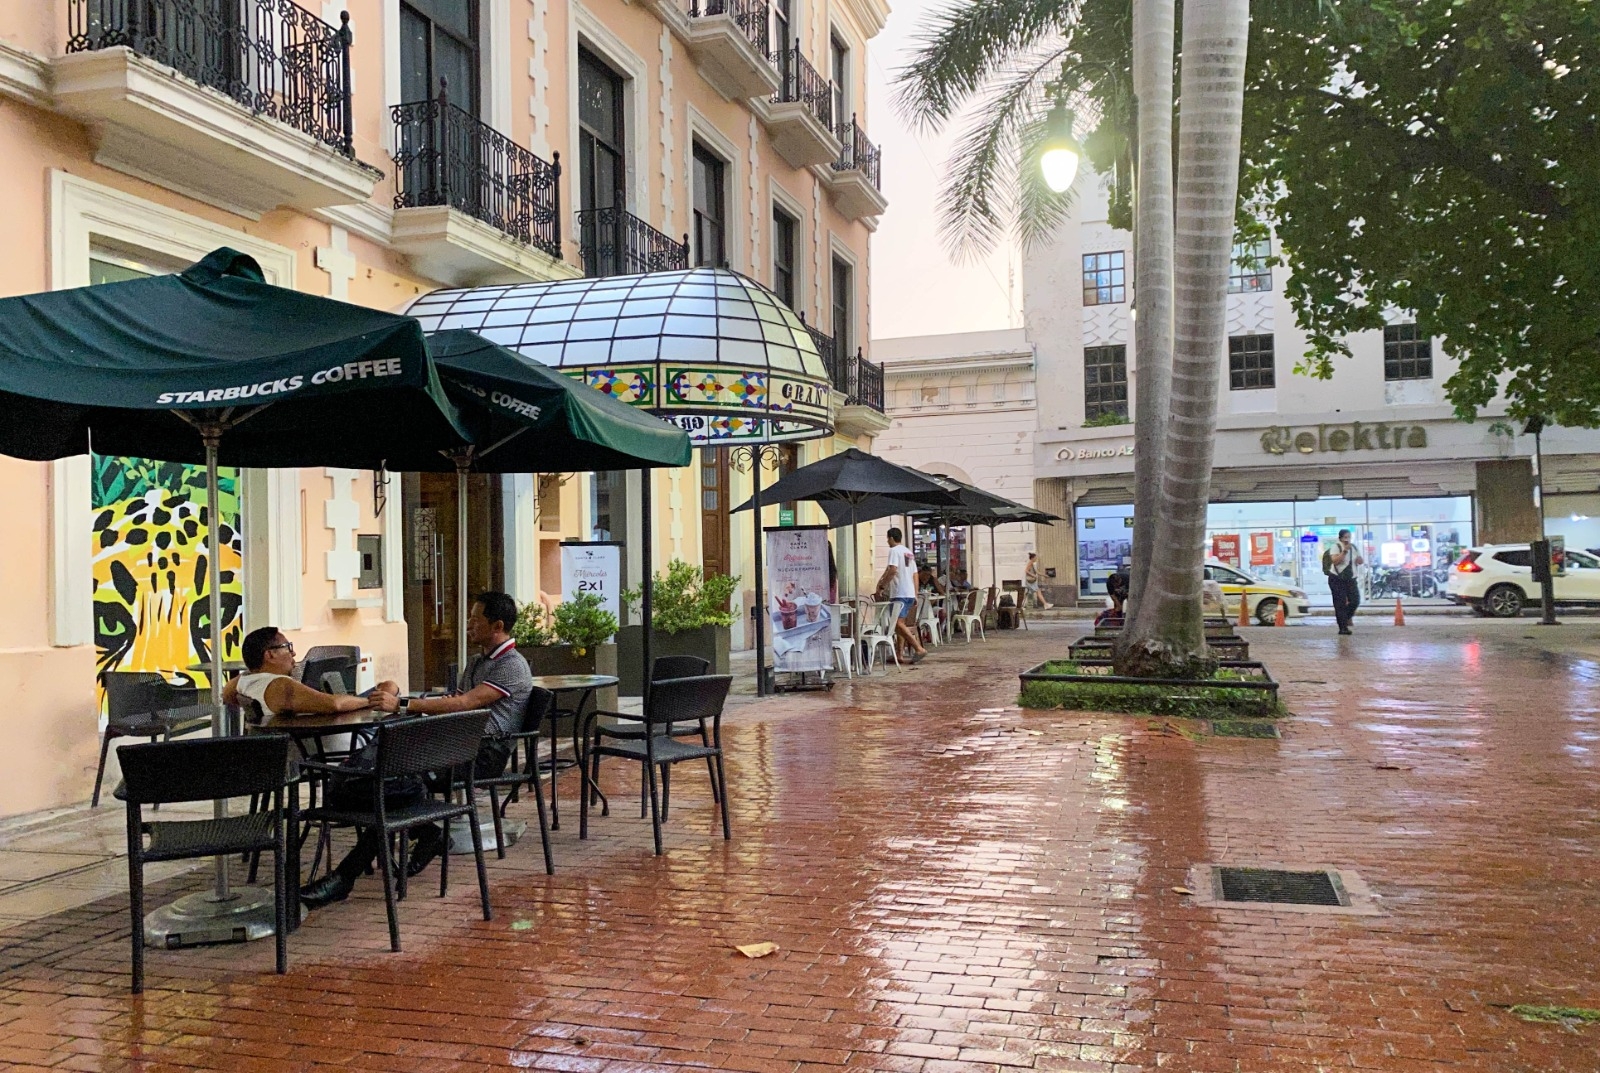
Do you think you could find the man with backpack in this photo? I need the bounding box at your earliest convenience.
[1323,530,1364,636]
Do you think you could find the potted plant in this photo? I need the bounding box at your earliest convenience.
[617,559,739,695]
[516,593,620,710]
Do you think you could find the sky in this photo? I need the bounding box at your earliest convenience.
[866,0,1023,342]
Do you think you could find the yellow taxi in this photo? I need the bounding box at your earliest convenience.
[1204,559,1312,625]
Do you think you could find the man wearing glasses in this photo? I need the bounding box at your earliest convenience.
[224,628,399,719]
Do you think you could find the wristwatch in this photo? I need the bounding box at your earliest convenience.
[397,697,410,714]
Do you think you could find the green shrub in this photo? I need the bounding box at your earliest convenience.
[1019,678,1284,718]
[621,559,741,634]
[1083,411,1130,428]
[511,602,553,648]
[553,592,618,653]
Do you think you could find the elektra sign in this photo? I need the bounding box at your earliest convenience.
[1260,422,1428,456]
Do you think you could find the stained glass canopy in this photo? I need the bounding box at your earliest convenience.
[405,269,833,446]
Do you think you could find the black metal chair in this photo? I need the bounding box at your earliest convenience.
[299,709,493,952]
[472,687,555,875]
[609,656,717,815]
[119,734,293,994]
[652,655,711,681]
[93,671,213,808]
[581,674,732,855]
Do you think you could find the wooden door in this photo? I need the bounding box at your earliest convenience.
[700,448,731,579]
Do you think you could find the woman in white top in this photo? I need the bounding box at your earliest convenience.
[223,627,399,719]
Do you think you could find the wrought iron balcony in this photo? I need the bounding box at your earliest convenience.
[771,44,833,130]
[576,208,689,278]
[804,322,837,382]
[833,115,883,191]
[689,0,770,58]
[66,0,355,157]
[392,84,562,259]
[838,348,885,412]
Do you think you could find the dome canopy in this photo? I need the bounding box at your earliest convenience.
[405,269,833,445]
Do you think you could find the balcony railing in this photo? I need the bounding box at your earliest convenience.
[577,208,689,278]
[833,115,883,191]
[392,83,562,258]
[770,42,833,130]
[839,348,885,412]
[803,321,837,381]
[689,0,771,58]
[67,0,355,156]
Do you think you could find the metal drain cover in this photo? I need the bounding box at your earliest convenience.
[1214,867,1347,906]
[1210,720,1280,739]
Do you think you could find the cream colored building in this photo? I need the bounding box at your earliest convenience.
[0,0,889,817]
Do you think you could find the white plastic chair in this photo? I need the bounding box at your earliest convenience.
[951,589,985,642]
[914,592,943,647]
[826,603,856,678]
[860,600,901,673]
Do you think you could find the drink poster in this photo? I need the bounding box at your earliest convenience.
[1249,532,1274,567]
[560,542,621,639]
[765,526,833,674]
[1211,534,1242,567]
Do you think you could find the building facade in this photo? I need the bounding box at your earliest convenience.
[0,0,888,817]
[873,174,1600,608]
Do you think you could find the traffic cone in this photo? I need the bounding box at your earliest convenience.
[1393,595,1406,626]
[1238,589,1251,627]
[1274,600,1287,628]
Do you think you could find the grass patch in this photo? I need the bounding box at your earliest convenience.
[1508,1005,1600,1026]
[1019,678,1285,718]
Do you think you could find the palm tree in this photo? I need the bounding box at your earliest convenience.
[897,0,1251,675]
[1120,0,1251,676]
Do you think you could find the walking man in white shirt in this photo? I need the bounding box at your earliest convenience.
[875,527,927,664]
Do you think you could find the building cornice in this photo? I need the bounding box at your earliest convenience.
[883,353,1034,377]
[0,40,53,109]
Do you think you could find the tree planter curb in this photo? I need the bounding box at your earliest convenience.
[1018,659,1281,717]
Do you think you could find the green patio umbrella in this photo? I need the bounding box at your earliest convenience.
[424,329,692,673]
[0,247,468,944]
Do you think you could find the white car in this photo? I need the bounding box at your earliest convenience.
[1203,559,1313,624]
[1447,543,1600,616]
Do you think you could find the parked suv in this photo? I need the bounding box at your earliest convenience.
[1447,543,1600,616]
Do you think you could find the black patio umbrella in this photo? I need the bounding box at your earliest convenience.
[0,247,468,940]
[731,448,962,594]
[423,329,692,673]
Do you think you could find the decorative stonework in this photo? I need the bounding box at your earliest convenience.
[811,180,823,325]
[324,468,361,600]
[527,0,551,158]
[1226,290,1273,337]
[315,225,355,300]
[748,115,760,272]
[1081,302,1129,347]
[659,26,676,237]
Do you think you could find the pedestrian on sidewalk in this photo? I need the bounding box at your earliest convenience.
[1324,530,1363,636]
[1024,552,1053,609]
[875,527,927,663]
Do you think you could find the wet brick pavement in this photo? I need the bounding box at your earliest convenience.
[1,618,1598,1071]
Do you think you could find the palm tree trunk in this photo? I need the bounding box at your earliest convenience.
[1122,0,1177,629]
[1118,0,1250,678]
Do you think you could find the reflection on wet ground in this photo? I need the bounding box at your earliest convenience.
[0,618,1597,1071]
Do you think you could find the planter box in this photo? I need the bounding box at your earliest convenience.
[615,624,731,697]
[1018,659,1280,716]
[1069,635,1251,660]
[518,643,618,717]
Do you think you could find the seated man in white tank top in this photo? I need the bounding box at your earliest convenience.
[224,626,399,720]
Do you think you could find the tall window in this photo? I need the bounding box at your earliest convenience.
[830,34,849,128]
[692,144,727,268]
[400,0,479,114]
[1082,251,1125,305]
[772,207,797,307]
[577,49,625,214]
[1228,334,1276,390]
[1227,239,1272,293]
[1084,344,1128,420]
[831,256,853,357]
[590,471,621,541]
[1384,324,1433,381]
[772,0,793,73]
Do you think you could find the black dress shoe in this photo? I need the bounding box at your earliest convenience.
[300,872,354,909]
[405,828,446,878]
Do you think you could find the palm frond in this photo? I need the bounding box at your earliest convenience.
[893,0,1081,133]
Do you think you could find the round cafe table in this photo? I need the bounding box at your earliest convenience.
[528,674,618,831]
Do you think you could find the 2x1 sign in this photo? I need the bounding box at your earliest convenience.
[560,542,621,638]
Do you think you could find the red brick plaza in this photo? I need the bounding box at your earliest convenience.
[2,619,1598,1072]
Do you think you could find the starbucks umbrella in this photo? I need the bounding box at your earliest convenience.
[423,329,692,674]
[731,448,961,595]
[0,247,468,944]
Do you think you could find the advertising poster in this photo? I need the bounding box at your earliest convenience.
[765,526,833,674]
[1249,532,1274,567]
[560,542,621,638]
[1212,534,1242,567]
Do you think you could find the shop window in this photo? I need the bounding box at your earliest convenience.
[1383,324,1433,381]
[1084,344,1128,420]
[1227,239,1272,293]
[692,143,727,268]
[1228,333,1275,390]
[1082,251,1125,306]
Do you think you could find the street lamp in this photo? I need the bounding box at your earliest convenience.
[1039,98,1083,193]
